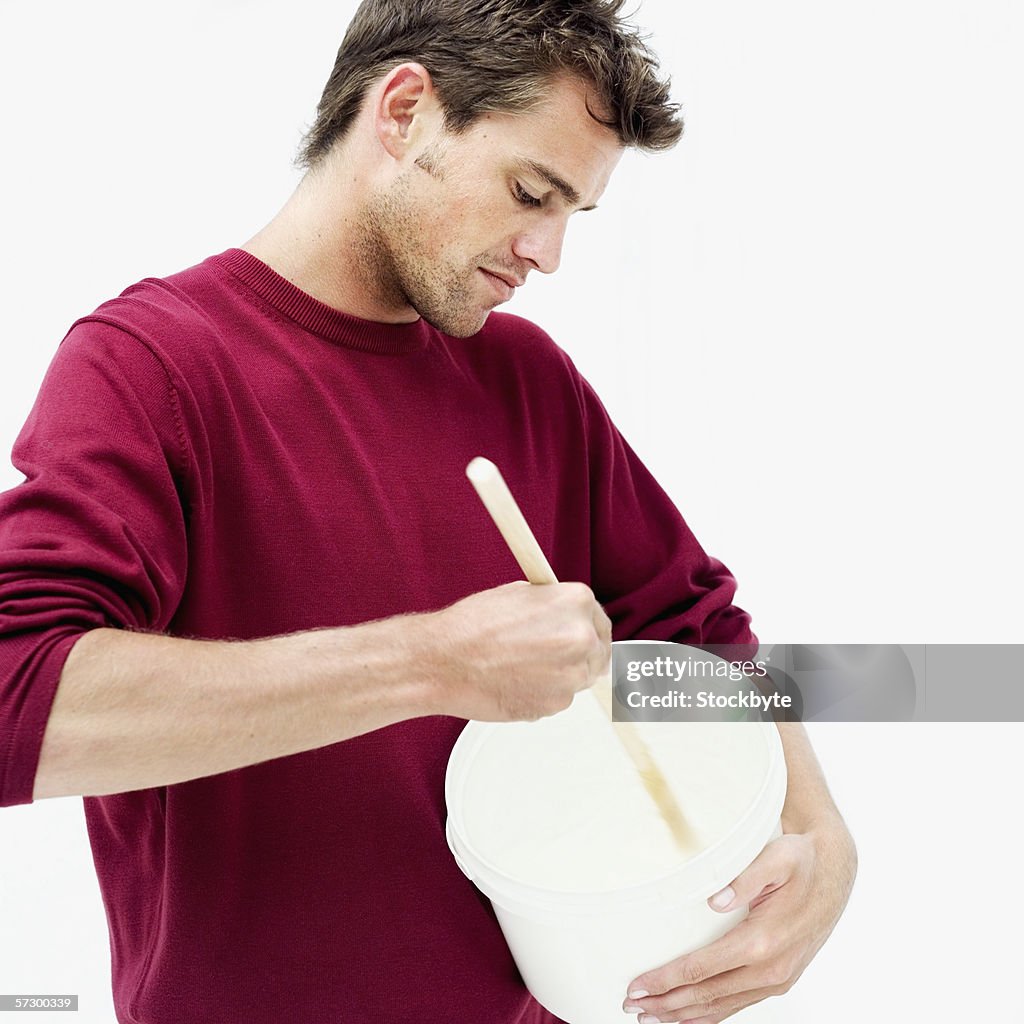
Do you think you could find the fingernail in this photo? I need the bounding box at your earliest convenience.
[638,1016,660,1024]
[709,885,735,910]
[623,1006,644,1014]
[627,989,649,999]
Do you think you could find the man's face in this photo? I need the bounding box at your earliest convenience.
[360,75,624,337]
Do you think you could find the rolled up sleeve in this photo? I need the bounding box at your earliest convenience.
[0,320,190,806]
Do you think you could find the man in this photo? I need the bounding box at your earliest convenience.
[0,1,856,1021]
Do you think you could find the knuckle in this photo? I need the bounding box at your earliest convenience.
[745,934,772,962]
[693,985,719,1013]
[778,974,797,995]
[764,960,793,989]
[577,617,597,644]
[548,687,575,714]
[562,619,593,651]
[502,692,535,721]
[678,961,707,987]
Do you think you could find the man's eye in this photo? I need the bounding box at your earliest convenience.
[513,183,542,208]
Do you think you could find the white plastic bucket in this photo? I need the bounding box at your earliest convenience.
[445,642,787,1024]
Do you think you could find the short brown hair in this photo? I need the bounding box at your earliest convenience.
[297,0,683,169]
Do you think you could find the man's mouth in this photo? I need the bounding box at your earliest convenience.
[479,268,522,301]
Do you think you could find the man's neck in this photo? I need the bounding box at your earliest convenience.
[239,164,419,325]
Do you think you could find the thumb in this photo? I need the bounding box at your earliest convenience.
[707,835,793,913]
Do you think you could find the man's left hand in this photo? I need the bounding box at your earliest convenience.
[622,817,857,1023]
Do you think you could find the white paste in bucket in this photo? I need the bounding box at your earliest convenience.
[460,684,767,891]
[445,643,787,1024]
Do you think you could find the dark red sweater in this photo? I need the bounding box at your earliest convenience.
[0,249,753,1023]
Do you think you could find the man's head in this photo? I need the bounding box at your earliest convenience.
[299,0,682,167]
[295,1,684,336]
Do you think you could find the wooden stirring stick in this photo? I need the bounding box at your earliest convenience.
[465,456,698,853]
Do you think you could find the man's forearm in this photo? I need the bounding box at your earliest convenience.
[777,722,848,831]
[777,722,858,899]
[32,618,437,800]
[29,580,612,801]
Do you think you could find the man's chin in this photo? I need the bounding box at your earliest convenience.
[421,308,492,339]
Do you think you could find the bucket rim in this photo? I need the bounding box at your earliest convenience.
[445,707,787,912]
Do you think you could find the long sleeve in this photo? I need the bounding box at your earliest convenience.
[0,321,190,806]
[571,370,754,649]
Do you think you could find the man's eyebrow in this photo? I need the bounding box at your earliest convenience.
[515,158,599,211]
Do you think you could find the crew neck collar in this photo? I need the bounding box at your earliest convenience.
[210,247,432,355]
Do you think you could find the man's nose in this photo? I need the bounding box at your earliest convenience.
[512,215,568,275]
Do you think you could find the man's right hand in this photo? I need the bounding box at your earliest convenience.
[421,580,612,722]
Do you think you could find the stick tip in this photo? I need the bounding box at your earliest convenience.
[466,456,498,484]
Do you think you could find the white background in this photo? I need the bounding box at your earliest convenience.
[1,1,1022,1021]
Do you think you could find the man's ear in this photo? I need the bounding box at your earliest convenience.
[373,62,438,160]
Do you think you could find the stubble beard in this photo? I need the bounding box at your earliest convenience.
[357,171,491,338]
